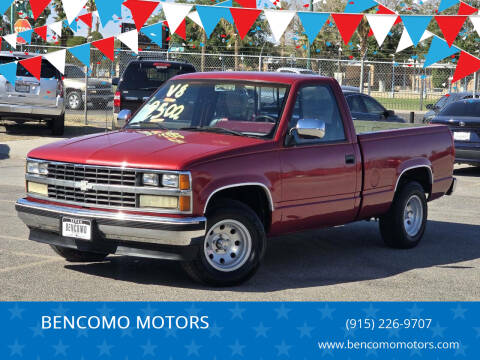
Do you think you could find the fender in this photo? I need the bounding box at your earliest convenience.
[394,159,433,193]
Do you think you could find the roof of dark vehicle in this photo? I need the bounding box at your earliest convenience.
[174,71,332,84]
[129,58,195,67]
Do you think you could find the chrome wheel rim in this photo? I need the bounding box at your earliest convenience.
[69,94,80,108]
[204,219,252,272]
[403,195,423,237]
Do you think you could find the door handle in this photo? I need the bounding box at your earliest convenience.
[345,154,355,164]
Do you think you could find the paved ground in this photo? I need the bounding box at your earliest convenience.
[0,129,479,301]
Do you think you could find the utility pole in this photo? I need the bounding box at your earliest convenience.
[306,0,313,69]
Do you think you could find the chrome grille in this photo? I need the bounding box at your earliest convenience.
[47,185,136,207]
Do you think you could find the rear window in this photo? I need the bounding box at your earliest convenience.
[0,56,58,79]
[119,62,195,91]
[440,101,480,117]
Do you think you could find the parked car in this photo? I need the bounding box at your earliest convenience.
[276,67,317,75]
[63,64,113,110]
[16,72,455,286]
[343,91,405,122]
[423,92,477,123]
[0,52,65,135]
[113,59,196,128]
[430,98,480,166]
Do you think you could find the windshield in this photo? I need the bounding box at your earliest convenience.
[439,101,480,117]
[126,80,289,138]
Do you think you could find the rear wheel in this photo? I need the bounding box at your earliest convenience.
[50,245,108,262]
[67,91,83,110]
[51,113,65,136]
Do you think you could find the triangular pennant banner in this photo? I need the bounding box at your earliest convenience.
[62,0,88,24]
[215,0,233,6]
[438,0,460,13]
[377,5,402,25]
[141,22,164,48]
[264,10,295,43]
[94,0,121,26]
[19,56,42,81]
[435,15,467,47]
[452,51,480,83]
[471,15,480,37]
[236,0,256,7]
[396,28,433,53]
[366,14,397,47]
[69,43,91,68]
[297,12,329,45]
[0,61,18,86]
[187,11,203,29]
[175,19,187,40]
[344,0,377,13]
[30,0,52,20]
[123,0,159,31]
[117,29,138,54]
[92,37,114,61]
[18,29,33,44]
[49,21,63,36]
[230,8,262,40]
[78,13,93,28]
[423,36,460,68]
[161,3,192,34]
[400,15,432,47]
[44,49,66,74]
[458,2,478,16]
[3,33,17,49]
[34,25,48,41]
[331,13,364,45]
[196,5,233,38]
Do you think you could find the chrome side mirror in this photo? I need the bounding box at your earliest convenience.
[295,118,326,139]
[116,109,132,128]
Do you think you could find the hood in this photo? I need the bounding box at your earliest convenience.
[27,130,271,170]
[64,78,110,89]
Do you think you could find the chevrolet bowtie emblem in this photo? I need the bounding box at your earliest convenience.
[76,180,93,192]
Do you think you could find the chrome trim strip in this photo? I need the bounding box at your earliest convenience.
[394,165,433,193]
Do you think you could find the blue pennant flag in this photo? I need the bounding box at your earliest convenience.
[438,0,460,12]
[196,5,233,38]
[401,15,432,47]
[423,36,460,68]
[69,43,91,68]
[95,0,121,27]
[141,22,163,48]
[344,0,377,13]
[297,12,329,45]
[215,0,233,6]
[0,61,18,86]
[18,29,33,44]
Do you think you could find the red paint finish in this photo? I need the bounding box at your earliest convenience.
[26,72,455,237]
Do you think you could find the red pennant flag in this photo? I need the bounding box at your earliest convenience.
[230,8,262,40]
[122,0,160,31]
[452,51,480,83]
[331,14,364,45]
[78,13,93,28]
[92,37,115,61]
[19,56,42,80]
[435,15,467,47]
[457,2,478,16]
[236,0,257,8]
[34,25,48,41]
[30,0,52,20]
[175,19,186,40]
[377,4,401,25]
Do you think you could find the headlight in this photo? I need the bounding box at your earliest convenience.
[162,174,178,188]
[142,173,159,186]
[26,161,48,175]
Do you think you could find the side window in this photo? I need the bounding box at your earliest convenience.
[289,84,346,144]
[362,96,385,114]
[346,95,366,113]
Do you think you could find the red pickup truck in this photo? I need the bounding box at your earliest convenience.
[16,72,456,286]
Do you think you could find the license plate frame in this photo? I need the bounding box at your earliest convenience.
[61,217,92,240]
[453,131,471,141]
[15,84,30,93]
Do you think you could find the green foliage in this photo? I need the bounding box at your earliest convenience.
[431,68,450,88]
[67,36,86,47]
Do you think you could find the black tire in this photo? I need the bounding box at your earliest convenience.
[182,200,267,286]
[379,181,427,249]
[50,245,108,262]
[51,113,65,136]
[66,91,83,110]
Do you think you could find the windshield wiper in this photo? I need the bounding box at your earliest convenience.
[179,126,244,137]
[127,122,168,130]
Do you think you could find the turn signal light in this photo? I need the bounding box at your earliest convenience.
[179,196,191,212]
[179,174,190,190]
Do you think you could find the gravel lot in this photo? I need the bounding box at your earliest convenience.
[1,122,479,301]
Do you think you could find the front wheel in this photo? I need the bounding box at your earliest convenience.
[50,245,108,262]
[379,181,427,249]
[182,200,266,286]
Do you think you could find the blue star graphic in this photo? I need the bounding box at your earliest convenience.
[30,323,45,338]
[274,304,291,319]
[77,328,89,338]
[455,343,467,356]
[209,322,223,338]
[52,304,69,316]
[185,303,201,316]
[141,339,157,356]
[387,327,401,338]
[120,327,133,338]
[318,304,335,320]
[141,304,158,317]
[9,304,25,319]
[253,322,270,338]
[275,341,292,356]
[185,340,202,356]
[97,340,114,356]
[165,327,178,338]
[53,340,69,356]
[451,304,467,319]
[362,304,379,318]
[229,339,245,356]
[229,303,246,319]
[342,325,356,338]
[474,327,480,338]
[9,340,24,356]
[430,322,446,338]
[406,303,424,317]
[297,322,314,338]
[97,304,113,317]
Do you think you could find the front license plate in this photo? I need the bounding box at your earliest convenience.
[15,84,30,93]
[62,217,92,240]
[453,131,471,141]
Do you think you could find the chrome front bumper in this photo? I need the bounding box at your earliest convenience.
[16,198,206,259]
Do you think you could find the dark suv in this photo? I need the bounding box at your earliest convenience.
[113,59,195,128]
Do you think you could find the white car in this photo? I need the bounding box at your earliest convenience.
[276,67,317,75]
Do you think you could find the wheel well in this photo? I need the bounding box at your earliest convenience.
[205,185,272,233]
[396,167,432,196]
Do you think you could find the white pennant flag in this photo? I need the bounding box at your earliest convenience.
[162,3,192,34]
[117,30,138,54]
[396,28,433,53]
[366,14,397,47]
[49,21,63,37]
[62,0,88,24]
[44,49,67,74]
[264,10,295,43]
[187,11,203,29]
[3,33,17,49]
[470,15,480,37]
